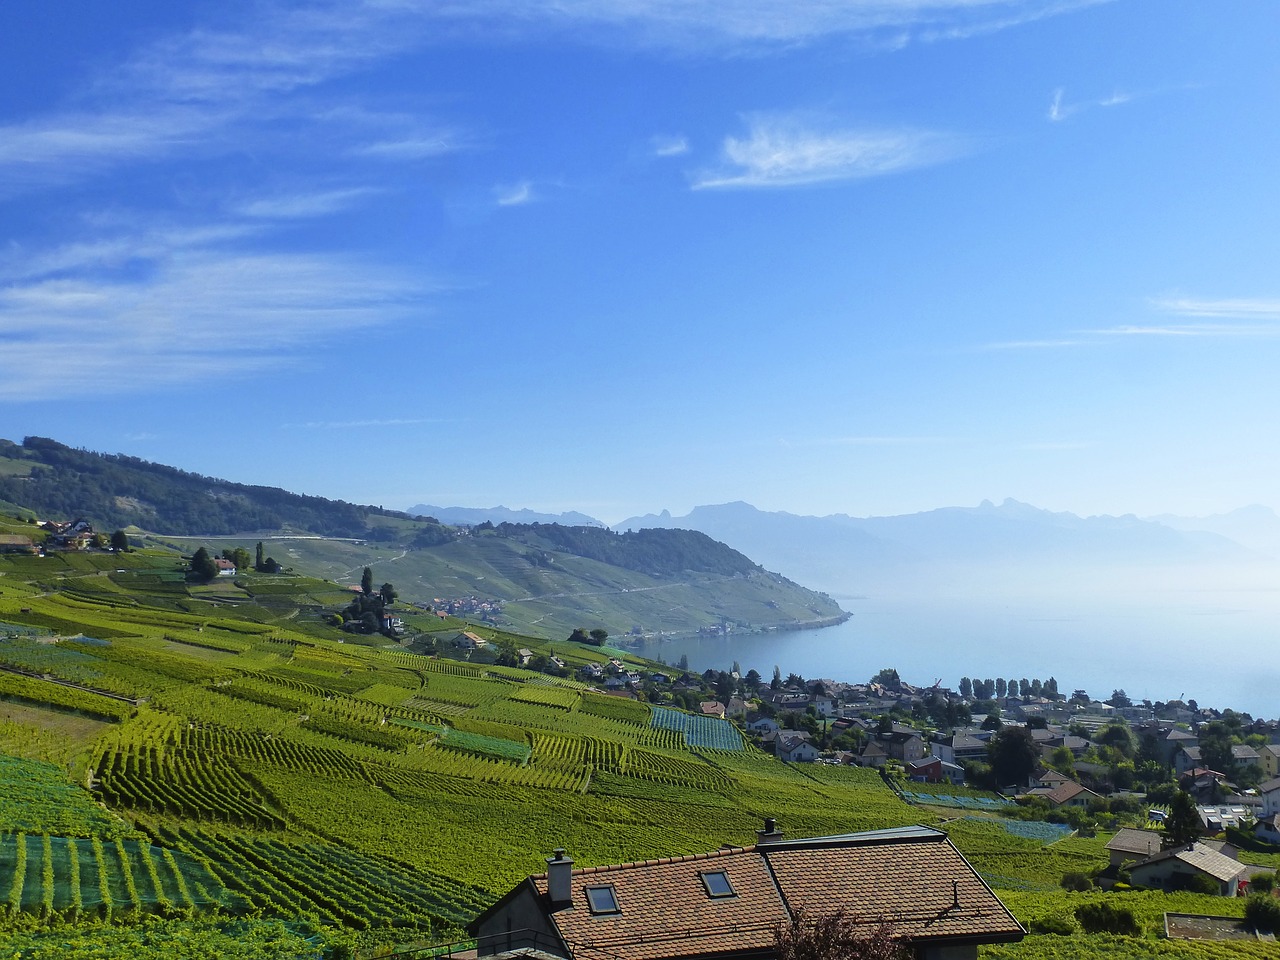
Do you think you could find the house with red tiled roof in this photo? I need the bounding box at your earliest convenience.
[1025,779,1100,809]
[470,822,1024,960]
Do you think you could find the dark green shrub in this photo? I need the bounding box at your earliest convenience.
[1075,901,1141,936]
[1249,873,1275,895]
[1170,871,1220,895]
[1245,894,1280,934]
[1060,871,1093,892]
[1029,912,1077,936]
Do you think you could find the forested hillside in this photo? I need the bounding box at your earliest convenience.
[0,437,407,538]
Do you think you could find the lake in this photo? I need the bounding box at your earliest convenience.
[635,563,1280,718]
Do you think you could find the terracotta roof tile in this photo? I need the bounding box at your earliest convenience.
[510,828,1023,960]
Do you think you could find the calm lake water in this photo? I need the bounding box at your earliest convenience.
[635,567,1280,718]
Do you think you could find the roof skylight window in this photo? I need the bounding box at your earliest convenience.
[701,870,735,898]
[585,885,620,914]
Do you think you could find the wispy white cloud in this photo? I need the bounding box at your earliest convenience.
[284,418,442,429]
[1083,297,1280,339]
[694,113,964,189]
[1047,88,1069,122]
[1047,83,1167,123]
[352,136,461,160]
[234,188,379,220]
[920,0,1113,43]
[651,134,689,157]
[982,296,1280,352]
[0,235,429,401]
[494,180,535,206]
[1094,323,1274,338]
[1153,297,1280,320]
[403,0,1111,50]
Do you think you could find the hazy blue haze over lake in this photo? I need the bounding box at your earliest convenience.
[637,569,1280,718]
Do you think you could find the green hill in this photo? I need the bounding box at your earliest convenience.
[0,437,846,640]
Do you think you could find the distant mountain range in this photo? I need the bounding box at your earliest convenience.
[408,504,604,527]
[614,499,1276,596]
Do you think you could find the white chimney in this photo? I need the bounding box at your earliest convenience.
[546,848,574,906]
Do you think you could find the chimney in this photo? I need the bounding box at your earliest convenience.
[546,848,574,907]
[757,818,784,845]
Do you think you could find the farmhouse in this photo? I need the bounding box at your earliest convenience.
[775,733,820,764]
[0,535,36,555]
[470,823,1025,960]
[452,631,489,651]
[1105,828,1162,868]
[1129,842,1246,896]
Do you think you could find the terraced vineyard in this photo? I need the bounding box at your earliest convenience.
[0,543,1259,959]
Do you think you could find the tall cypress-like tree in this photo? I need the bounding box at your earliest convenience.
[1163,789,1202,848]
[361,566,374,595]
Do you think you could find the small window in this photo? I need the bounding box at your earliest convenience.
[701,870,735,898]
[585,885,620,915]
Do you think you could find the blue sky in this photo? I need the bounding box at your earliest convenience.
[2,0,1278,524]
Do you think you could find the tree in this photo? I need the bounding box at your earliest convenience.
[189,546,219,582]
[1049,745,1075,774]
[110,529,130,552]
[744,668,762,691]
[1108,689,1132,708]
[958,677,972,699]
[771,666,782,691]
[1163,789,1202,848]
[255,541,265,571]
[1097,724,1134,759]
[995,678,1007,698]
[716,671,736,703]
[988,727,1039,788]
[380,582,398,606]
[589,628,609,646]
[224,547,252,572]
[1007,679,1019,698]
[774,908,906,960]
[1198,720,1235,775]
[678,654,690,672]
[360,567,374,595]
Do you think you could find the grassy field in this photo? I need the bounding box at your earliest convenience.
[0,544,1270,958]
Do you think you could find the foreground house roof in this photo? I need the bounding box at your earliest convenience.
[470,825,1024,960]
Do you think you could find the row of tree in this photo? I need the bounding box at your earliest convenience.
[959,676,1060,700]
